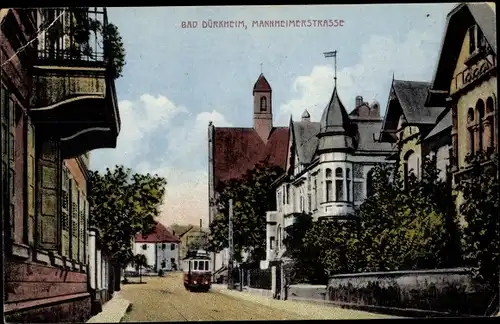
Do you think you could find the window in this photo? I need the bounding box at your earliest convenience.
[467,107,475,155]
[335,167,344,201]
[270,236,275,249]
[193,260,198,270]
[198,260,204,270]
[313,177,318,209]
[485,97,495,149]
[162,243,166,250]
[170,258,175,264]
[1,88,15,242]
[170,243,175,250]
[161,260,166,268]
[205,260,209,270]
[469,25,486,55]
[403,150,417,188]
[366,169,375,198]
[307,193,311,212]
[353,181,363,202]
[260,96,267,112]
[476,99,485,152]
[142,244,147,250]
[346,168,351,202]
[26,119,35,245]
[325,168,333,202]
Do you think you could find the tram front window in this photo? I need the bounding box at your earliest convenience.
[193,261,198,270]
[199,261,205,271]
[205,261,209,270]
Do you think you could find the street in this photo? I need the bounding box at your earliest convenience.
[120,273,394,321]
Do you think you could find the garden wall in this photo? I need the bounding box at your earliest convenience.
[326,268,492,317]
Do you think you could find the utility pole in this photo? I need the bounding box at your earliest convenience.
[227,199,234,290]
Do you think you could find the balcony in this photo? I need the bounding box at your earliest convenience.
[451,53,496,97]
[29,8,121,159]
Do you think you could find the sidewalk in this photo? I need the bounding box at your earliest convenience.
[211,285,397,319]
[86,292,131,323]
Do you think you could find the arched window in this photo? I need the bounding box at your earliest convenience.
[485,97,495,150]
[335,167,344,201]
[467,107,475,155]
[403,150,416,189]
[476,99,485,152]
[346,168,351,202]
[366,169,374,198]
[260,96,267,112]
[325,169,333,202]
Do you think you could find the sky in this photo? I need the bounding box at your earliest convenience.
[89,3,458,227]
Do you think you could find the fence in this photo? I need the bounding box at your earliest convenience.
[326,268,494,317]
[248,268,272,290]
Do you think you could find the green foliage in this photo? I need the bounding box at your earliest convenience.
[44,8,126,80]
[133,254,148,270]
[455,151,499,291]
[305,155,462,276]
[206,162,284,262]
[88,165,167,267]
[283,212,328,284]
[103,22,126,79]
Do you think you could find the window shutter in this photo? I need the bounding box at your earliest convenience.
[61,164,70,257]
[79,191,85,263]
[70,178,79,260]
[27,119,36,245]
[37,140,60,250]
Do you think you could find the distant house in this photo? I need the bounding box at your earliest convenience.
[207,73,289,273]
[126,222,181,272]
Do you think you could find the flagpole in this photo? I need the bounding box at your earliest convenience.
[323,50,338,88]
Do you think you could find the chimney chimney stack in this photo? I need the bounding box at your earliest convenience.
[355,95,363,108]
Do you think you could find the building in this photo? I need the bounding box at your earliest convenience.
[379,79,447,184]
[262,85,395,270]
[207,73,289,273]
[2,8,121,323]
[127,222,181,272]
[426,3,497,176]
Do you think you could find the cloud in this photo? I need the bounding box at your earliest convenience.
[91,94,188,169]
[278,28,441,124]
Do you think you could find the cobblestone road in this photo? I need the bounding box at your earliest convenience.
[120,272,394,321]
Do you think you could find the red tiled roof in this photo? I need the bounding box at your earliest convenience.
[135,222,180,243]
[253,73,272,93]
[214,126,289,185]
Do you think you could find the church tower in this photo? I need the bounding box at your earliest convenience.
[253,73,273,142]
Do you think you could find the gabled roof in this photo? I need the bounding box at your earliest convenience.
[253,73,272,93]
[319,87,351,134]
[213,126,289,185]
[381,79,444,135]
[423,108,452,141]
[430,3,496,92]
[135,222,180,243]
[292,121,320,164]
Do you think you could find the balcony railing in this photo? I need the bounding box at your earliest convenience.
[36,7,108,65]
[451,53,496,95]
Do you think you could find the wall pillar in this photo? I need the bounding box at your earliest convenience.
[88,229,97,290]
[97,249,102,290]
[271,266,277,297]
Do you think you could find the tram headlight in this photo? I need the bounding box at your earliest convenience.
[205,281,208,284]
[193,280,197,284]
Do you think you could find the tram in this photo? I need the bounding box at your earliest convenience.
[182,249,212,292]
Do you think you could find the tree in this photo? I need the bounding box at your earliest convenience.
[455,151,499,292]
[88,165,167,271]
[206,162,284,262]
[303,156,461,276]
[283,212,328,284]
[133,254,148,283]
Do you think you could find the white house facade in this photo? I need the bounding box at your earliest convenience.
[125,222,181,272]
[261,88,395,270]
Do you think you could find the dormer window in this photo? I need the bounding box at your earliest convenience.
[469,24,486,55]
[260,96,267,111]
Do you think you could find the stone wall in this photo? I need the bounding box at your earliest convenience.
[287,284,326,301]
[327,268,492,316]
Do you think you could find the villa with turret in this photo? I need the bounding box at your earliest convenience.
[261,82,395,270]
